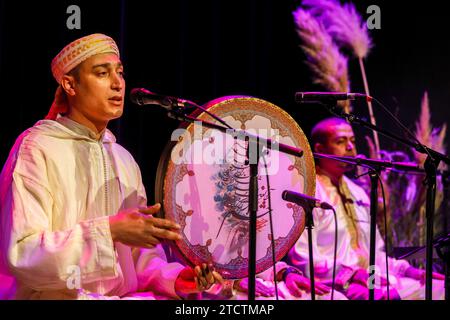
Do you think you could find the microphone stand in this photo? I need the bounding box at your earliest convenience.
[247,137,259,302]
[367,168,380,300]
[314,153,426,300]
[280,191,317,300]
[317,101,450,300]
[441,170,450,300]
[305,203,316,300]
[166,106,304,301]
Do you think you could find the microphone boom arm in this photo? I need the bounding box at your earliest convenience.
[179,113,304,159]
[322,102,450,165]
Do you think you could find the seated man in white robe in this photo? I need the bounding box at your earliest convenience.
[287,117,445,300]
[0,34,222,300]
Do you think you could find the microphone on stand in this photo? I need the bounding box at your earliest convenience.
[130,88,196,112]
[295,92,372,103]
[130,87,235,126]
[281,189,334,301]
[282,190,333,210]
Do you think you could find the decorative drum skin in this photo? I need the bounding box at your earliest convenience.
[155,96,315,279]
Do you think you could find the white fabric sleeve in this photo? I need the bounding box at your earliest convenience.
[133,245,185,299]
[288,208,346,278]
[4,173,117,290]
[375,227,410,277]
[1,140,118,291]
[133,161,148,208]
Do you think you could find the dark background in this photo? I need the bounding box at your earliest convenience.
[1,0,449,203]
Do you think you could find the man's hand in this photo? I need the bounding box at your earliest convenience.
[348,268,393,287]
[285,273,331,297]
[405,267,445,285]
[346,282,368,300]
[109,203,182,248]
[351,268,369,286]
[345,282,400,300]
[175,263,224,295]
[233,278,275,297]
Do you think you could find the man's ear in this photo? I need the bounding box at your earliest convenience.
[60,75,77,97]
[314,142,324,153]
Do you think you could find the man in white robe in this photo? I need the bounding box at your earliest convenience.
[0,34,222,300]
[288,117,445,300]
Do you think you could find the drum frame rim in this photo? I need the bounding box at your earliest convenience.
[155,95,316,279]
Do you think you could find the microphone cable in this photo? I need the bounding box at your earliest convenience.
[370,96,435,162]
[260,152,279,300]
[178,99,232,131]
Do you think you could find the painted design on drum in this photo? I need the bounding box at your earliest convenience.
[161,96,315,279]
[212,137,271,255]
[171,114,297,270]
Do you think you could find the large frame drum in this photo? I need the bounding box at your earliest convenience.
[155,96,315,279]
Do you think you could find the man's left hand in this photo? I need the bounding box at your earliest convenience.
[285,273,331,297]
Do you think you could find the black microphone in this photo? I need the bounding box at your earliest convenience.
[130,88,195,112]
[295,92,372,103]
[282,190,333,210]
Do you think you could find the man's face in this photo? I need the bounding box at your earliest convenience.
[71,52,125,128]
[315,122,357,176]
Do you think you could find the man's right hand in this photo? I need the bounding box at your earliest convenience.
[233,277,275,297]
[285,273,331,297]
[346,282,400,300]
[109,203,182,248]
